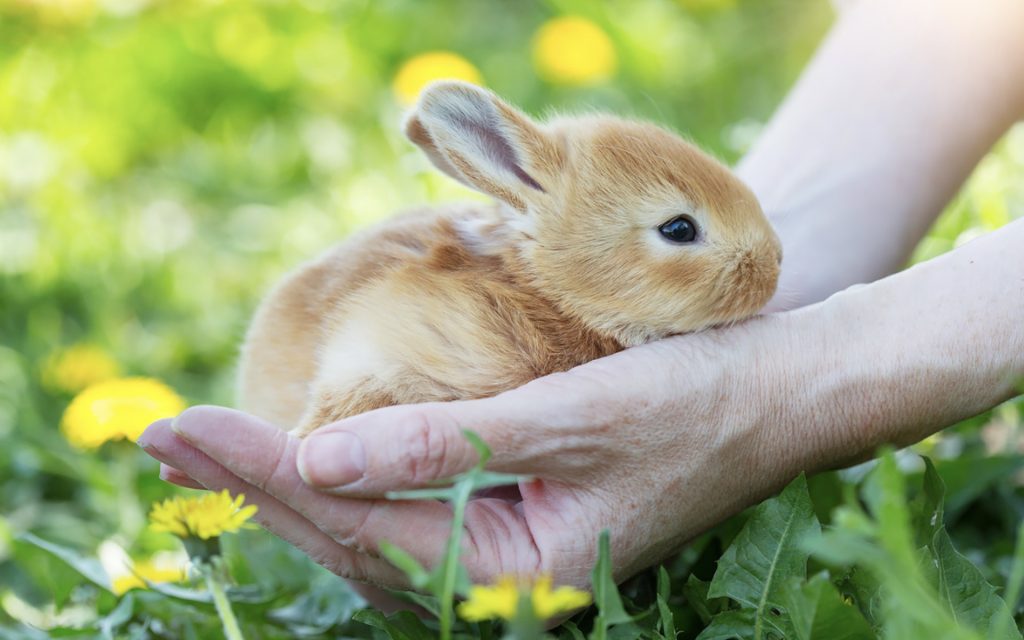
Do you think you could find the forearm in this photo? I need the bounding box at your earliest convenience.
[756,218,1024,473]
[738,0,1024,310]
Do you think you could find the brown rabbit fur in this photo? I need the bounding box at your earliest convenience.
[238,81,782,436]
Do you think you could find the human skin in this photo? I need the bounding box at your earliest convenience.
[139,0,1024,591]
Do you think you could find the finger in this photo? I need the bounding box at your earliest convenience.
[138,419,410,588]
[294,379,600,496]
[166,406,483,571]
[159,463,205,489]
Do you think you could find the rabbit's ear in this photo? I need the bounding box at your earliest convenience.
[404,81,561,212]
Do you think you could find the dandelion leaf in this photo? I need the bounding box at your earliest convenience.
[695,609,756,640]
[783,572,874,640]
[707,474,820,638]
[932,527,1020,640]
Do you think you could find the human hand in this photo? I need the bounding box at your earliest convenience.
[138,314,807,590]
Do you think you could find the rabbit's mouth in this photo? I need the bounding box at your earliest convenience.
[711,249,781,322]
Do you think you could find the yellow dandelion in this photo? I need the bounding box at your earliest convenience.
[459,575,519,621]
[531,575,592,619]
[532,16,617,86]
[393,51,483,105]
[458,574,591,622]
[42,344,121,393]
[150,490,258,541]
[111,558,188,595]
[61,377,187,449]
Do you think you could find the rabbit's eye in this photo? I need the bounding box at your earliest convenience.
[658,215,698,244]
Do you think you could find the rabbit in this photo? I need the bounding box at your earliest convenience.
[237,81,782,437]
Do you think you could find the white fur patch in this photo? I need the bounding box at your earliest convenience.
[318,311,394,389]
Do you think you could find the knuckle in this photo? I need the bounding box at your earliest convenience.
[399,411,460,484]
[314,549,366,582]
[254,430,294,494]
[325,500,376,555]
[462,501,543,583]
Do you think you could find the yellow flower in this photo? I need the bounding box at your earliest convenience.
[459,576,519,621]
[42,344,121,393]
[150,490,258,540]
[111,558,188,595]
[532,16,617,86]
[531,575,592,619]
[61,377,187,449]
[393,51,483,105]
[458,574,591,622]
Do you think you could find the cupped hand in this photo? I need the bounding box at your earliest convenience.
[138,315,807,590]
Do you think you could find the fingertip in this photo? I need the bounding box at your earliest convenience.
[170,404,242,441]
[137,418,174,449]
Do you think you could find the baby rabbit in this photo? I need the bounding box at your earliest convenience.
[238,81,782,436]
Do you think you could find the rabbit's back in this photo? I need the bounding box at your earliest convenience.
[239,204,622,433]
[238,206,444,428]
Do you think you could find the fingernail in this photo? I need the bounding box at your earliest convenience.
[298,432,366,488]
[138,437,159,455]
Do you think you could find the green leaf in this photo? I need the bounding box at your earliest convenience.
[932,455,1024,521]
[834,566,884,629]
[708,474,820,640]
[379,541,432,591]
[97,593,135,640]
[353,609,437,640]
[144,581,272,606]
[461,429,492,467]
[996,523,1024,640]
[931,527,1020,640]
[695,609,756,640]
[862,452,925,581]
[385,470,525,501]
[266,571,365,634]
[683,575,718,625]
[12,533,113,608]
[591,530,633,627]
[0,624,51,640]
[783,573,874,640]
[909,457,945,548]
[559,621,587,640]
[655,566,677,640]
[808,451,985,639]
[656,594,676,640]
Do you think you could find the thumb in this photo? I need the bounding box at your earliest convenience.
[296,392,537,497]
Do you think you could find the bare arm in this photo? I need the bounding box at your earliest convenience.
[738,0,1024,311]
[760,217,1024,475]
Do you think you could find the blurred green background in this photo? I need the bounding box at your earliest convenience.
[1,0,1023,632]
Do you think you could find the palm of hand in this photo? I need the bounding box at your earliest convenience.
[140,329,783,590]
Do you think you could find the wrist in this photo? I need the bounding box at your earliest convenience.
[753,224,1024,477]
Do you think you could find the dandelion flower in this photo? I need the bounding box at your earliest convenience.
[61,377,187,449]
[150,490,258,541]
[532,16,617,86]
[458,574,591,622]
[111,558,188,595]
[459,576,519,621]
[530,575,592,619]
[393,51,482,105]
[42,344,120,393]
